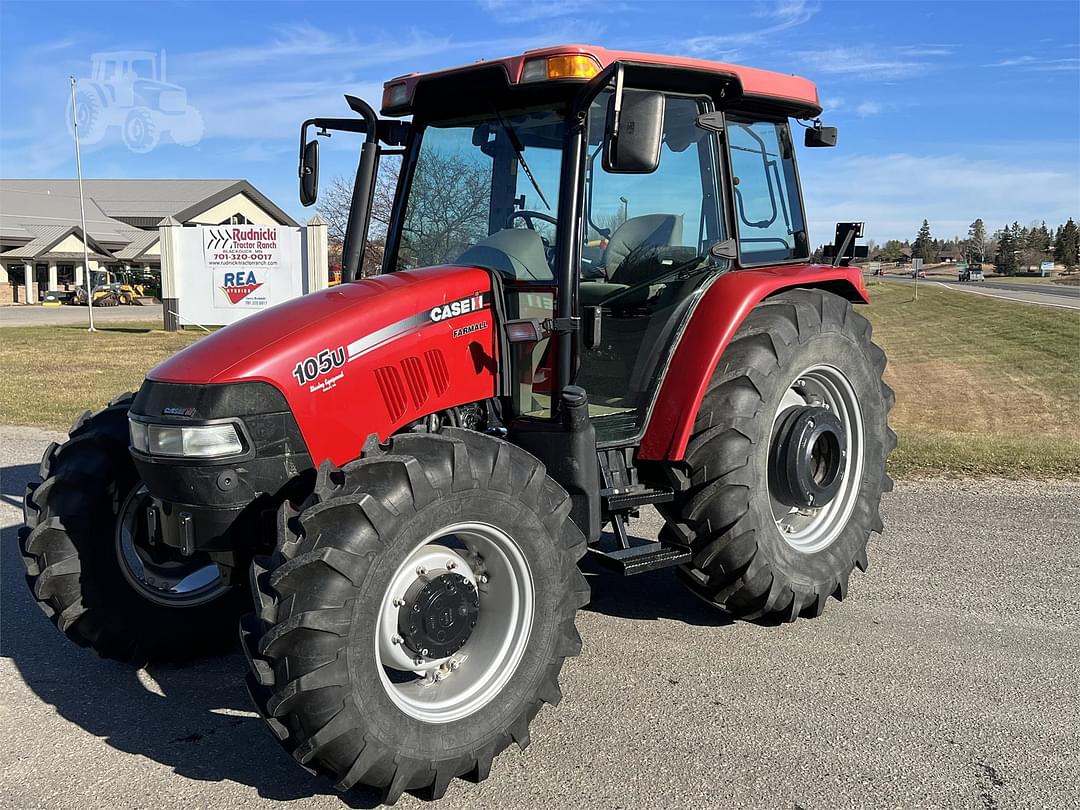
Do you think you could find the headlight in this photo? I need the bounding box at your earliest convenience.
[129,420,149,453]
[130,419,244,458]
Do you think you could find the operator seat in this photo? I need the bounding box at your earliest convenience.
[579,213,684,306]
[455,228,553,282]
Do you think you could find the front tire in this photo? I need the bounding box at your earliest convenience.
[18,394,246,663]
[665,288,896,622]
[242,429,589,803]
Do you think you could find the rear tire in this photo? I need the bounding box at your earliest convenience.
[18,394,246,663]
[664,289,896,622]
[241,429,589,803]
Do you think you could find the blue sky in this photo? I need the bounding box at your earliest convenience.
[1,0,1077,244]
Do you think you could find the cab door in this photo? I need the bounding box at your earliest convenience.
[575,91,728,444]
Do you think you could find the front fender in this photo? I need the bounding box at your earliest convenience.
[637,264,868,461]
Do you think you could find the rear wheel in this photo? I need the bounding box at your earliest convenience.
[18,394,246,663]
[242,429,589,803]
[664,288,896,621]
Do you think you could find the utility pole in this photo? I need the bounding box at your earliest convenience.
[70,76,95,332]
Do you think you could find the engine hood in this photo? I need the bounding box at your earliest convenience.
[150,265,492,385]
[148,265,500,465]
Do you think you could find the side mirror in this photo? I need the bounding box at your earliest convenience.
[603,89,664,174]
[299,139,319,206]
[805,125,838,148]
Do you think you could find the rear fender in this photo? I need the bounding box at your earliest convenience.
[637,264,868,461]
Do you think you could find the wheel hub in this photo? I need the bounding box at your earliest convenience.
[771,405,846,509]
[398,572,479,659]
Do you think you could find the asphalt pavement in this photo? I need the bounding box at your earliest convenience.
[882,275,1080,309]
[0,304,164,328]
[1,424,1078,809]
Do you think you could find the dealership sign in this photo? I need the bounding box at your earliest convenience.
[173,224,307,327]
[203,226,283,309]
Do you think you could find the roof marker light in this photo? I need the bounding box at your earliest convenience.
[520,54,601,83]
[384,82,409,108]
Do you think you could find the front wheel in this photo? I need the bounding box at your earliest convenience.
[664,288,896,622]
[242,429,589,803]
[19,394,246,662]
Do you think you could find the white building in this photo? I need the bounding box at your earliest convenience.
[0,179,297,304]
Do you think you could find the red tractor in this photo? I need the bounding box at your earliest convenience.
[19,46,894,803]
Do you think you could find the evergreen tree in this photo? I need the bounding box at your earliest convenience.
[1055,218,1079,271]
[967,218,987,263]
[913,219,934,262]
[996,226,1017,274]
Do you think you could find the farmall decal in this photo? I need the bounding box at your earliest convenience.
[204,226,281,309]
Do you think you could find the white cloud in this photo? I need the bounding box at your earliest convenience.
[795,47,933,80]
[683,0,817,55]
[986,55,1080,71]
[800,151,1080,243]
[477,0,612,24]
[855,100,882,117]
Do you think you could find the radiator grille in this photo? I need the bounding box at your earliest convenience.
[424,349,450,395]
[401,356,429,409]
[374,365,408,422]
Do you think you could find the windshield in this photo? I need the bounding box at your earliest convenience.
[394,109,566,276]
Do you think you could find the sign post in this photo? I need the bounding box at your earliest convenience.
[912,258,924,300]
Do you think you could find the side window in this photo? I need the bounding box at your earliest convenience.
[726,116,808,263]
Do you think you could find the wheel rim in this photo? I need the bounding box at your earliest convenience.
[768,364,865,553]
[374,522,534,723]
[114,485,230,607]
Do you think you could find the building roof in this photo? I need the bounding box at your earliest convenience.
[0,225,117,262]
[0,185,133,243]
[0,178,298,264]
[113,229,160,261]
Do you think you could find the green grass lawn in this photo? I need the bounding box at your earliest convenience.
[1,287,1077,478]
[0,322,202,430]
[862,281,1079,477]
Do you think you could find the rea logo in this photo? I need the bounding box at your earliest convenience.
[430,293,486,322]
[220,270,264,305]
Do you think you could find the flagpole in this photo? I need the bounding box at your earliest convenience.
[70,76,95,332]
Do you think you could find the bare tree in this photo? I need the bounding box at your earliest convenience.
[317,157,401,276]
[318,149,496,276]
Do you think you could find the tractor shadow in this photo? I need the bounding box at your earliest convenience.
[0,464,382,807]
[580,523,737,628]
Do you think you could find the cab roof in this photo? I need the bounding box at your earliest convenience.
[382,43,821,119]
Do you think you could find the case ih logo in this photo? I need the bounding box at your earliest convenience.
[430,293,486,322]
[220,271,263,304]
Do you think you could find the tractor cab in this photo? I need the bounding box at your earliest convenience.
[302,46,839,446]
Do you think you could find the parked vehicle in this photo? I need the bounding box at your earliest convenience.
[959,266,985,282]
[21,45,894,803]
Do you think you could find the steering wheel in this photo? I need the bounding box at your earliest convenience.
[506,210,557,231]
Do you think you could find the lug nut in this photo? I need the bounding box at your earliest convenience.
[807,419,815,429]
[413,656,424,666]
[807,493,814,505]
[416,566,426,576]
[449,660,460,671]
[446,560,456,570]
[421,648,429,657]
[392,597,404,607]
[391,635,403,645]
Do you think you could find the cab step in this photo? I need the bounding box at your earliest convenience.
[587,541,692,576]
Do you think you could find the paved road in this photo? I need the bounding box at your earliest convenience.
[0,304,164,328]
[882,275,1080,309]
[2,424,1078,809]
